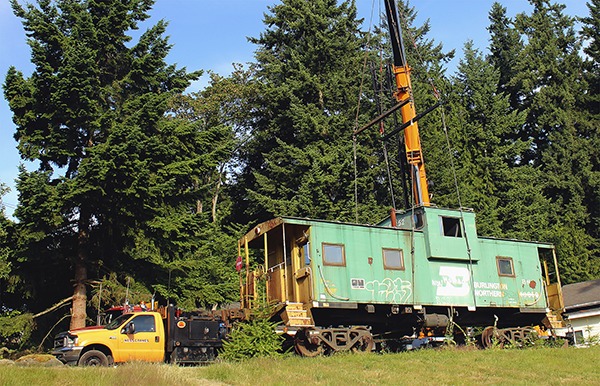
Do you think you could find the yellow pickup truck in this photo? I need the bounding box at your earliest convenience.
[52,305,224,366]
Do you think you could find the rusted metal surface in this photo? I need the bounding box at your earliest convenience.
[239,217,284,245]
[294,326,374,356]
[481,326,537,348]
[294,328,324,357]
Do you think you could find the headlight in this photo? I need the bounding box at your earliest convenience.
[64,334,78,348]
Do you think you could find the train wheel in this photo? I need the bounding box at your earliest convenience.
[481,326,499,349]
[294,328,323,357]
[350,327,374,353]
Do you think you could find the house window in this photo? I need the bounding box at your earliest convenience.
[497,256,515,277]
[322,243,345,266]
[441,216,462,237]
[573,330,584,345]
[383,248,404,270]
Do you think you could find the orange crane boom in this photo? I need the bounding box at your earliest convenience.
[384,0,430,207]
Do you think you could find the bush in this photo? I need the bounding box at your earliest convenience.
[0,311,34,351]
[219,317,284,361]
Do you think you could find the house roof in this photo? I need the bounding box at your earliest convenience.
[562,278,600,310]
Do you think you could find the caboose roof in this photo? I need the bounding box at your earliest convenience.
[239,206,553,248]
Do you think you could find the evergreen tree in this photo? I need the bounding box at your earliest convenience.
[0,182,12,284]
[511,0,599,282]
[487,2,524,110]
[3,0,207,328]
[579,0,600,248]
[443,42,527,237]
[234,0,385,223]
[169,67,255,224]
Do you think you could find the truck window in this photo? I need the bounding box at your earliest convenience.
[131,315,156,332]
[106,313,132,330]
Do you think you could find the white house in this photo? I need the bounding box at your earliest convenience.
[559,278,600,345]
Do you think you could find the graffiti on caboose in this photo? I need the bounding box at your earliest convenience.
[356,278,412,303]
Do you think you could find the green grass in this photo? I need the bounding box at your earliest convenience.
[1,346,599,386]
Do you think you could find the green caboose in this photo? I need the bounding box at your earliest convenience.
[236,0,565,355]
[238,206,564,354]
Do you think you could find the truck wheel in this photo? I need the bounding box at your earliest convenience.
[78,350,109,366]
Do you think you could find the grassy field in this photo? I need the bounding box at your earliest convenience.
[1,346,599,386]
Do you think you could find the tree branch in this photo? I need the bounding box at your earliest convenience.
[32,296,73,319]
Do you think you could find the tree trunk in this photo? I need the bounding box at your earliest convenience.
[70,212,89,330]
[211,164,225,222]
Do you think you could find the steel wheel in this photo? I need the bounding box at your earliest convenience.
[481,326,498,349]
[294,329,323,357]
[350,327,374,353]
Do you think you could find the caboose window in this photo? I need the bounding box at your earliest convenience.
[383,248,404,270]
[497,256,515,277]
[303,243,311,265]
[441,216,462,237]
[322,243,345,266]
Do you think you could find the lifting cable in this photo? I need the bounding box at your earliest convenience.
[371,47,398,211]
[396,3,478,307]
[352,0,379,223]
[400,3,477,306]
[440,105,477,307]
[353,0,409,222]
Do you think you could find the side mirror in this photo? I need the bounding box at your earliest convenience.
[121,322,135,335]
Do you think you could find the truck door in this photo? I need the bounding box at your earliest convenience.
[118,314,164,362]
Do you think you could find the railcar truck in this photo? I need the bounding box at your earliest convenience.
[52,305,224,366]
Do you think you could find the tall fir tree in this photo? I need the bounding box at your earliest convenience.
[487,2,524,110]
[578,0,600,250]
[0,182,12,285]
[510,0,599,282]
[234,0,386,224]
[2,0,213,328]
[443,42,528,237]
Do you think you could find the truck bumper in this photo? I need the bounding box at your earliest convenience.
[52,346,83,365]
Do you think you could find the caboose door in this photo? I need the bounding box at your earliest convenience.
[288,225,312,304]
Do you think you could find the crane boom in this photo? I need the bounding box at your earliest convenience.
[384,0,430,206]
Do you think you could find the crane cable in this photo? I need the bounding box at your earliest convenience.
[396,4,467,209]
[397,3,477,307]
[352,0,379,223]
[440,104,477,308]
[398,5,477,307]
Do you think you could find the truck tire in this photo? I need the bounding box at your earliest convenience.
[78,349,109,366]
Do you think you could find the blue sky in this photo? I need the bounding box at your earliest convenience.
[0,0,590,219]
